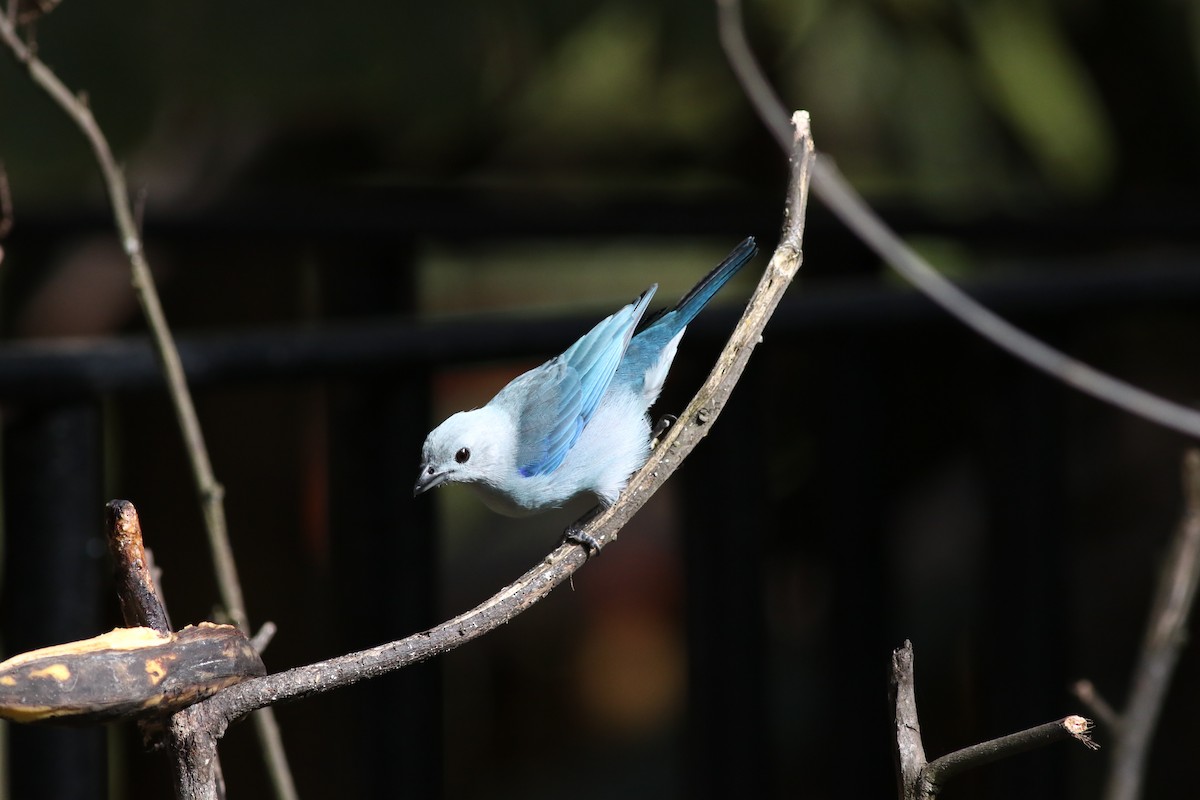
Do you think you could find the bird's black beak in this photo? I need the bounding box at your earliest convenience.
[413,465,449,497]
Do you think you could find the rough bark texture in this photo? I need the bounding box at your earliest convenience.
[0,624,263,724]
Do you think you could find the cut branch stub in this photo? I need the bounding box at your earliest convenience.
[891,639,927,799]
[106,499,172,633]
[0,623,264,725]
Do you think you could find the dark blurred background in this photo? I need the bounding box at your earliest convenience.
[1,0,1199,798]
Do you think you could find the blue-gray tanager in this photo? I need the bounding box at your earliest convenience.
[414,237,758,519]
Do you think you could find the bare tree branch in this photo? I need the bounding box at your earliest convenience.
[919,716,1098,799]
[1071,678,1122,733]
[106,500,172,633]
[250,622,278,654]
[164,114,813,754]
[103,499,250,798]
[891,641,1096,800]
[715,0,1200,441]
[0,9,815,796]
[169,707,225,800]
[0,13,297,800]
[569,111,812,549]
[1079,449,1200,800]
[890,640,928,797]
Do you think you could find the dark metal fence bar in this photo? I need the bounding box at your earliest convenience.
[1,402,106,800]
[0,256,1197,400]
[0,196,1197,798]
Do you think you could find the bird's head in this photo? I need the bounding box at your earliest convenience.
[414,408,510,497]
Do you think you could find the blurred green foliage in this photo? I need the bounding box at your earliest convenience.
[2,0,1197,212]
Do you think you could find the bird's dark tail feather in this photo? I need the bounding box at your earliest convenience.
[665,236,758,327]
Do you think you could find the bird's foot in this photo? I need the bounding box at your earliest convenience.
[561,504,605,558]
[651,414,678,443]
[562,525,602,558]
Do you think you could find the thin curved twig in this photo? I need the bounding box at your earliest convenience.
[0,13,297,800]
[178,112,814,739]
[715,0,1200,441]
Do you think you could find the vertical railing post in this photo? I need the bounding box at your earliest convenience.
[322,240,442,798]
[1,402,106,800]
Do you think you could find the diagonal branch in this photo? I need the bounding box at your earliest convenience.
[1104,449,1200,800]
[918,716,1098,800]
[0,13,296,800]
[715,0,1200,441]
[1074,449,1200,800]
[176,111,815,734]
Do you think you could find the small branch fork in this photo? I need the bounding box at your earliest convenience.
[167,112,814,748]
[1072,449,1200,800]
[891,641,1098,800]
[105,501,228,798]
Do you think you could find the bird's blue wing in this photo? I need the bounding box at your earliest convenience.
[498,287,657,477]
[617,237,757,391]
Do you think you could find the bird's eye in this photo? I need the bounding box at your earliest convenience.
[425,466,435,475]
[455,447,471,464]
